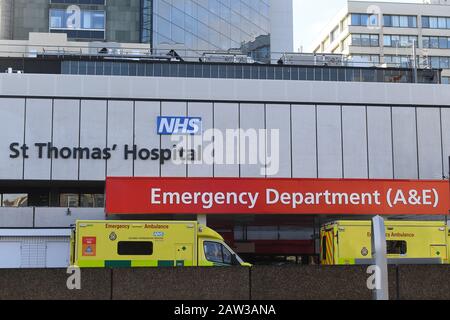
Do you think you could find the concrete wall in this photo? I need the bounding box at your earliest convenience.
[0,207,104,228]
[270,0,294,60]
[0,0,13,40]
[0,74,448,182]
[0,207,34,227]
[12,0,49,40]
[0,99,448,182]
[106,0,141,43]
[34,208,106,228]
[0,266,449,300]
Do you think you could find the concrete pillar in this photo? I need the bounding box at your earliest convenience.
[0,0,13,40]
[270,0,294,62]
[197,215,207,226]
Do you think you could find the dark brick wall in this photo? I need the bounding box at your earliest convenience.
[251,265,398,300]
[1,266,449,300]
[397,265,450,300]
[0,268,111,300]
[111,267,250,300]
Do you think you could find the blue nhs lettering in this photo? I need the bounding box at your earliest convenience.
[157,116,202,135]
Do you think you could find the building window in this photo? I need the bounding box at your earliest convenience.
[59,193,104,207]
[384,55,411,68]
[1,194,28,207]
[428,56,450,69]
[423,36,450,49]
[331,26,339,42]
[422,16,450,29]
[351,34,379,47]
[383,35,418,48]
[80,194,105,208]
[60,193,79,207]
[49,8,105,39]
[348,54,380,67]
[50,0,105,4]
[350,13,379,27]
[383,15,417,28]
[442,76,450,84]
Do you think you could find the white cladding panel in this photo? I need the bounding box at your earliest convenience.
[46,241,70,268]
[240,104,265,178]
[187,102,213,177]
[266,104,291,178]
[317,105,342,178]
[291,105,317,178]
[160,101,187,177]
[106,100,133,177]
[79,100,107,181]
[23,99,52,180]
[392,107,418,179]
[214,103,239,177]
[342,106,368,178]
[134,101,160,177]
[367,106,393,179]
[0,97,448,182]
[417,108,443,179]
[442,108,450,178]
[0,98,25,179]
[52,99,79,180]
[0,242,21,268]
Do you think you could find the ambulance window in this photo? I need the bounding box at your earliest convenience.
[222,246,232,264]
[204,241,224,264]
[117,241,153,255]
[386,240,407,255]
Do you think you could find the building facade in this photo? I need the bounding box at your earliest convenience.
[0,0,293,61]
[0,55,448,264]
[310,0,450,84]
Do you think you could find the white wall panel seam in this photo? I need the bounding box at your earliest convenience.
[22,99,26,180]
[340,105,345,178]
[50,100,54,180]
[365,105,370,179]
[440,108,445,178]
[77,100,81,181]
[390,106,395,179]
[415,107,420,179]
[105,100,108,179]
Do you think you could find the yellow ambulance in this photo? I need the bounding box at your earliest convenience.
[70,220,250,268]
[320,220,449,265]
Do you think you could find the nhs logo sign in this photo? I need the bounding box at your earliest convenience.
[157,116,202,135]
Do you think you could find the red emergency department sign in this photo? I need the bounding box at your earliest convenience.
[105,177,450,215]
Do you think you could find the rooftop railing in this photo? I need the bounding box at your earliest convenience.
[0,42,435,69]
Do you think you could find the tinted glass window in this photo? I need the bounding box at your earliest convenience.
[118,241,153,255]
[203,241,232,264]
[387,240,407,255]
[2,194,28,207]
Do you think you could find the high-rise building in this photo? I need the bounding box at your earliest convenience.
[0,0,294,61]
[310,0,450,84]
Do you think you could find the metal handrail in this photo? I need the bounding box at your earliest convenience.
[0,42,438,69]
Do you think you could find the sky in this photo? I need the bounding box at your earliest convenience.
[292,0,424,52]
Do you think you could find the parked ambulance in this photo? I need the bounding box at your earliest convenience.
[320,220,449,265]
[70,220,250,267]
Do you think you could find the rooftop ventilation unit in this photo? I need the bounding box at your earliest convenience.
[199,51,255,64]
[279,53,344,66]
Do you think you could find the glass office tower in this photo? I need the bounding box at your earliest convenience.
[150,0,271,61]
